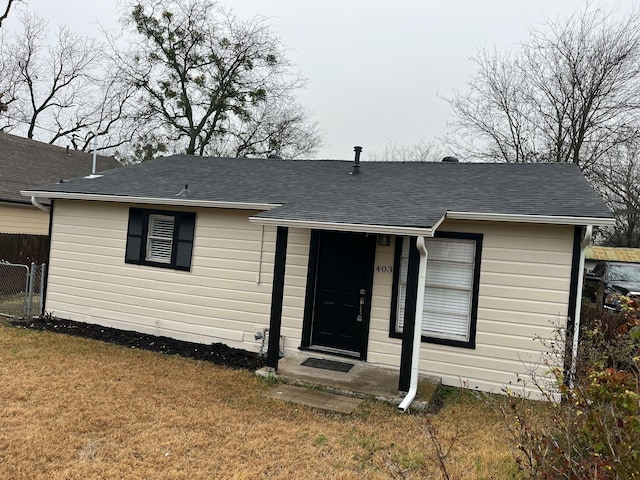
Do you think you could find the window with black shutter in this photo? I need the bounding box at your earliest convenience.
[125,208,195,271]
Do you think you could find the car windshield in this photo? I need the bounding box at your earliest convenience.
[608,264,640,282]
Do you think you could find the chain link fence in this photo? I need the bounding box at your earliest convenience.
[0,262,46,319]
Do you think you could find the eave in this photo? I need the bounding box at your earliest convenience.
[22,190,616,230]
[248,215,444,237]
[1,198,41,207]
[21,190,280,211]
[445,211,616,227]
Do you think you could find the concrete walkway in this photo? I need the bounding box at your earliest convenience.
[264,384,363,414]
[259,352,440,413]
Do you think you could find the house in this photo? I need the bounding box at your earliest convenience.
[22,151,614,398]
[584,245,640,272]
[0,132,120,263]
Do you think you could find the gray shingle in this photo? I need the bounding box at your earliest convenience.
[0,132,121,204]
[24,155,613,228]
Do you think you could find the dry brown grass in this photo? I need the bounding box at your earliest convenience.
[0,325,520,479]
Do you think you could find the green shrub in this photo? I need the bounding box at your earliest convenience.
[490,301,640,480]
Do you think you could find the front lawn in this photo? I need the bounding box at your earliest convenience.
[0,324,519,479]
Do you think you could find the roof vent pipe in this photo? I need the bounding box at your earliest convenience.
[351,146,362,175]
[83,134,103,179]
[176,184,191,196]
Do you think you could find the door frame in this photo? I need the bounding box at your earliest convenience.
[300,230,376,360]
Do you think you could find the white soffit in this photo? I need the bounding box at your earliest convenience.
[21,191,279,211]
[446,211,616,227]
[248,216,436,237]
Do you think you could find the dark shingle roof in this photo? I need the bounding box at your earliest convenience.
[0,132,121,204]
[24,155,613,229]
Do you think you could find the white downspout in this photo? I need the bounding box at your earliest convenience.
[256,225,265,284]
[398,235,428,412]
[569,225,592,387]
[31,196,51,214]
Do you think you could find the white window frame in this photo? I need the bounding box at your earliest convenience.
[145,214,175,264]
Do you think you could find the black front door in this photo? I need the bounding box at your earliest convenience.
[310,231,376,357]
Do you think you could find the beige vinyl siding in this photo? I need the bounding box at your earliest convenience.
[0,203,49,234]
[280,229,311,353]
[45,200,308,353]
[364,220,574,398]
[46,199,576,397]
[367,239,399,367]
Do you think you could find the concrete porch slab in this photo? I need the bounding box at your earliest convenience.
[264,384,363,414]
[257,352,440,411]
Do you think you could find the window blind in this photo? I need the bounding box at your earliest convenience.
[146,214,175,263]
[397,236,475,341]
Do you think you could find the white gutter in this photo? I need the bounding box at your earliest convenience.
[22,191,278,211]
[398,235,428,413]
[446,211,615,227]
[249,216,440,237]
[31,196,51,214]
[569,225,592,387]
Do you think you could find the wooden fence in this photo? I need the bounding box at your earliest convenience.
[0,233,49,264]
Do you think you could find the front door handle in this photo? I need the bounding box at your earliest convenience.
[357,289,365,322]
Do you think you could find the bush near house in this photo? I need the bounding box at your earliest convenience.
[490,300,640,479]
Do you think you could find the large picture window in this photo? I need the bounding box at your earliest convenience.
[125,208,195,271]
[390,233,482,348]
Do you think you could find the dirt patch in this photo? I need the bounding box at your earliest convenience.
[9,316,265,371]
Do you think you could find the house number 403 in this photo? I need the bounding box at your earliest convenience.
[376,265,393,273]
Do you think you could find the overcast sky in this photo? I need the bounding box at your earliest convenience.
[4,0,638,160]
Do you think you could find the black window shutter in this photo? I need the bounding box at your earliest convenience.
[174,213,195,270]
[125,208,145,263]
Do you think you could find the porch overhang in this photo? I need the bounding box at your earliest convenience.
[250,209,615,235]
[247,216,445,237]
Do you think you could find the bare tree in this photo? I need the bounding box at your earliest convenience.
[113,0,321,159]
[0,33,20,115]
[0,0,23,112]
[16,15,101,139]
[591,139,640,247]
[0,11,135,152]
[446,6,640,172]
[0,0,22,29]
[50,65,140,153]
[208,100,321,159]
[369,139,447,162]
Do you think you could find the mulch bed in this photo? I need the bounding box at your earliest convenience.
[9,316,266,371]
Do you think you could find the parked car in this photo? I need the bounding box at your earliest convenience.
[585,261,640,309]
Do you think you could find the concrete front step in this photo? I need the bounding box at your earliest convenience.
[264,384,364,414]
[257,353,440,412]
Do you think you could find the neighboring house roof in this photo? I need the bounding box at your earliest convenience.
[23,155,614,234]
[585,246,640,264]
[0,132,121,204]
